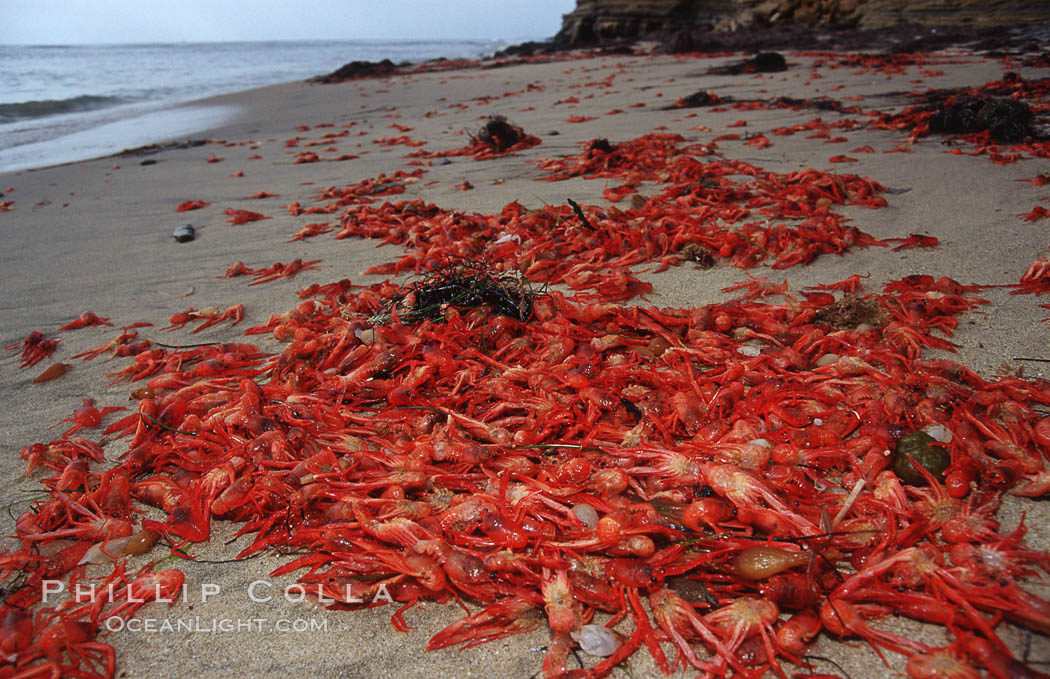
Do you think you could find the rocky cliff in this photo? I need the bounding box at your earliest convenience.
[554,0,1050,44]
[554,0,737,44]
[726,0,1050,30]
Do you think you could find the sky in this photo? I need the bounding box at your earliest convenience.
[0,0,577,44]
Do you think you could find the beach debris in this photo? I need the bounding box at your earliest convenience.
[368,259,540,326]
[893,430,949,485]
[404,116,543,162]
[119,139,206,156]
[679,242,715,268]
[172,224,196,243]
[871,74,1049,158]
[471,115,541,157]
[311,58,398,83]
[31,362,69,383]
[664,90,723,109]
[710,51,787,75]
[928,94,1035,143]
[571,625,620,657]
[586,137,615,154]
[566,198,595,230]
[772,95,846,112]
[813,293,886,329]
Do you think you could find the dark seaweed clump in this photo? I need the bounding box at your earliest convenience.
[679,243,715,269]
[928,95,1035,143]
[312,59,398,84]
[710,52,788,75]
[474,116,528,152]
[814,294,886,330]
[773,96,846,112]
[586,138,616,154]
[118,139,207,157]
[371,260,541,325]
[664,90,725,110]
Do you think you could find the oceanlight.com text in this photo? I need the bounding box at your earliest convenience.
[105,616,329,634]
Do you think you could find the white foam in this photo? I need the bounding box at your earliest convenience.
[0,104,239,172]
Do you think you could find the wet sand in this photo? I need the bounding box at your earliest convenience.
[1,48,1049,678]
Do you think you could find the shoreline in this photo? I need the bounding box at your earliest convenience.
[2,103,243,174]
[2,44,1049,679]
[0,38,513,175]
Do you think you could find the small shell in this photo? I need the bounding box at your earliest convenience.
[571,504,599,530]
[354,327,378,345]
[492,233,521,245]
[173,224,196,243]
[922,423,953,443]
[571,625,619,657]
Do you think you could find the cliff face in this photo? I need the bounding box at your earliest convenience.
[725,0,1050,30]
[554,0,1050,44]
[554,0,737,44]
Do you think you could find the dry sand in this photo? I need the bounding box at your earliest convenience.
[1,48,1049,678]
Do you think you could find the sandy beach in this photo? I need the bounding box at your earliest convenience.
[2,44,1049,679]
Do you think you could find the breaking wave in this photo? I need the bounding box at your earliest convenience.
[0,95,126,122]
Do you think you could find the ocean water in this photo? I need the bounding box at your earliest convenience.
[0,40,504,173]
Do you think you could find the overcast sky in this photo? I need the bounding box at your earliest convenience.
[1,0,576,44]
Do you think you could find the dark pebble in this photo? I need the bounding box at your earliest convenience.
[173,224,196,243]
